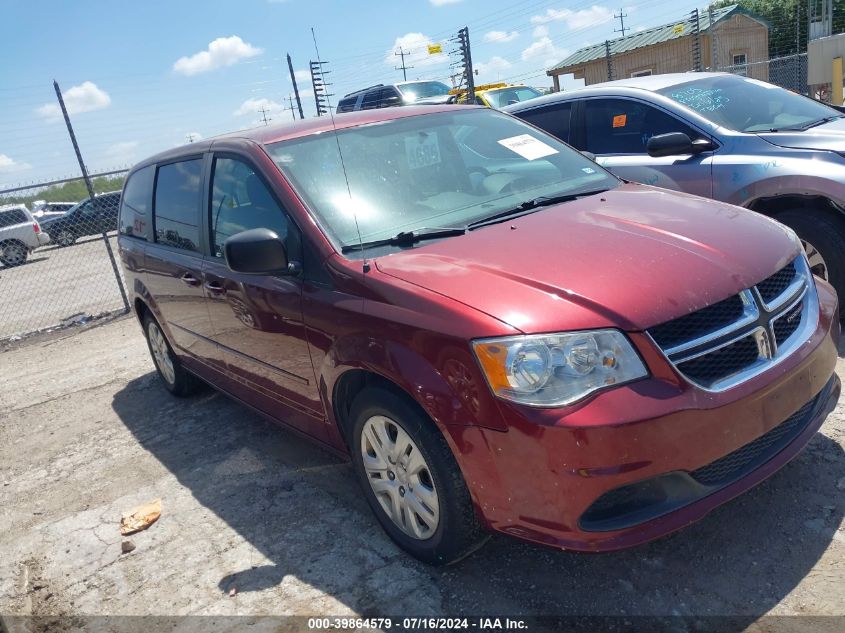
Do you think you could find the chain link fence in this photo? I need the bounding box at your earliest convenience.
[0,174,129,340]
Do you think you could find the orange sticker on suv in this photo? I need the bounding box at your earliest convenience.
[612,114,627,128]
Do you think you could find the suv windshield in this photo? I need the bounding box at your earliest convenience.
[657,74,842,132]
[397,81,451,102]
[485,86,542,108]
[267,109,618,253]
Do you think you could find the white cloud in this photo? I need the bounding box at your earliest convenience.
[0,154,32,173]
[430,0,463,5]
[521,37,568,63]
[484,30,519,43]
[294,69,311,82]
[533,25,549,38]
[385,33,448,69]
[173,36,262,76]
[475,56,513,80]
[530,6,614,30]
[233,97,286,117]
[104,141,139,164]
[36,81,111,120]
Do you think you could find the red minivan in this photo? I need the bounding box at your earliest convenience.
[118,106,841,564]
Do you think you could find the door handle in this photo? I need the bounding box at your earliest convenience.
[180,272,200,287]
[204,280,227,296]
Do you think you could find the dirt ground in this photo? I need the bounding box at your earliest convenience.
[1,316,843,629]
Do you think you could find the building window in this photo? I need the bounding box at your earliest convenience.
[732,53,748,77]
[630,69,653,78]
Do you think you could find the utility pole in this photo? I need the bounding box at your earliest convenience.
[690,8,702,72]
[394,46,414,81]
[708,4,718,70]
[604,41,614,81]
[287,53,305,120]
[614,9,628,38]
[185,134,195,144]
[310,60,332,117]
[53,79,129,313]
[258,106,271,126]
[456,27,475,103]
[287,95,297,121]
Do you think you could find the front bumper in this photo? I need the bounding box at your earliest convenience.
[447,279,841,551]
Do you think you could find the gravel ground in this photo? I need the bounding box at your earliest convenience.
[0,316,843,630]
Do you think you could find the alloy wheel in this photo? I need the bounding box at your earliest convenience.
[801,239,828,280]
[360,415,440,540]
[57,230,75,247]
[1,242,26,266]
[148,322,176,385]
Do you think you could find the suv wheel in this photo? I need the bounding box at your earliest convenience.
[0,241,28,267]
[776,210,845,299]
[349,387,488,565]
[143,314,203,397]
[55,229,76,247]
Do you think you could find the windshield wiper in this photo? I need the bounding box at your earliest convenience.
[761,115,844,133]
[466,188,610,230]
[340,226,467,253]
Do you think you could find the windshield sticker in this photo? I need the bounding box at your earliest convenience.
[612,114,627,128]
[405,133,442,170]
[669,87,729,112]
[497,134,559,160]
[581,167,596,174]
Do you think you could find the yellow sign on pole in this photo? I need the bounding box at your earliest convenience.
[428,44,442,55]
[672,24,684,34]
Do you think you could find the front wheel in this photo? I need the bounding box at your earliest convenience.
[0,241,28,267]
[775,210,845,299]
[350,387,488,565]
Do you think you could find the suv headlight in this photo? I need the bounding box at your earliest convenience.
[472,330,648,407]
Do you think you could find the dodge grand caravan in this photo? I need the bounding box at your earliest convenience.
[118,106,841,565]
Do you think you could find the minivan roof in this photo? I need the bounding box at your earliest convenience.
[132,104,476,170]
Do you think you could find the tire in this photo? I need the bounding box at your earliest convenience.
[775,210,845,300]
[55,229,76,247]
[142,314,203,397]
[349,387,488,565]
[0,241,28,267]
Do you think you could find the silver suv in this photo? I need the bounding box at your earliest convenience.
[0,204,51,266]
[506,72,845,300]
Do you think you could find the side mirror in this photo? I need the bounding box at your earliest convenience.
[224,228,293,275]
[581,151,597,162]
[647,132,713,158]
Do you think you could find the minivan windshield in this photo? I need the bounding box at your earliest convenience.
[397,81,452,102]
[657,74,843,132]
[484,86,543,108]
[267,109,618,254]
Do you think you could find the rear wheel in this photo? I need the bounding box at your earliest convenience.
[55,229,76,247]
[143,314,203,397]
[0,241,28,267]
[350,387,488,565]
[775,210,845,299]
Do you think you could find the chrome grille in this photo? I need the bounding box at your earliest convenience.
[647,256,818,392]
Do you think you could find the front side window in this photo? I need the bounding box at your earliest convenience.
[153,159,202,253]
[361,90,382,110]
[267,109,618,254]
[657,74,842,132]
[583,98,700,154]
[209,157,290,258]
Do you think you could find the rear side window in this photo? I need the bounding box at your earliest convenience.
[0,209,28,228]
[337,97,357,113]
[209,157,290,258]
[361,89,382,110]
[153,159,202,253]
[518,103,573,144]
[120,167,153,240]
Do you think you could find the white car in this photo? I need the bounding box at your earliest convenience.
[0,204,51,266]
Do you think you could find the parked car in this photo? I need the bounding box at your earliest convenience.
[0,204,50,266]
[119,105,840,565]
[336,80,453,112]
[505,72,845,301]
[451,83,544,108]
[40,191,121,247]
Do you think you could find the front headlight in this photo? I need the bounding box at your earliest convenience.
[472,330,648,407]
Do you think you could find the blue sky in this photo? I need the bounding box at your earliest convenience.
[0,0,703,186]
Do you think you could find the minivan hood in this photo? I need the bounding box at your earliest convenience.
[759,116,845,152]
[374,184,799,333]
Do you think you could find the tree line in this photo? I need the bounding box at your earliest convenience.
[0,175,126,209]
